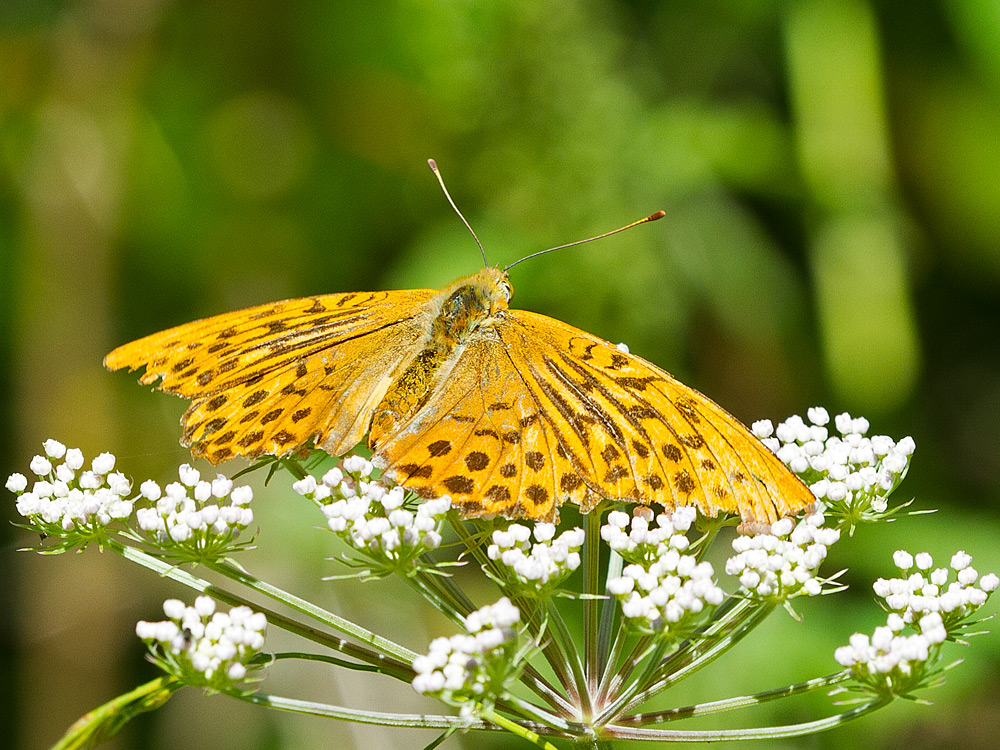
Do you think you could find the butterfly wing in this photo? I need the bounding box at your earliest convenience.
[372,309,813,522]
[105,290,435,463]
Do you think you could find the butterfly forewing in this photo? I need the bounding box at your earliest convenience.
[106,290,435,463]
[506,310,814,521]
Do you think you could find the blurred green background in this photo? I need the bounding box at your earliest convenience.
[2,0,999,748]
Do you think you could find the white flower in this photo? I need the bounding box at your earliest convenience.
[6,473,27,493]
[29,456,52,476]
[610,547,724,633]
[12,443,139,537]
[950,551,972,571]
[875,550,996,632]
[43,439,67,459]
[64,449,84,470]
[490,522,585,592]
[763,408,914,520]
[893,550,914,570]
[92,453,116,475]
[178,464,200,487]
[136,465,254,559]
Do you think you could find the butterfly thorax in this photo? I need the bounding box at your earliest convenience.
[369,267,511,446]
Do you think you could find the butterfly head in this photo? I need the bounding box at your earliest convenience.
[445,266,513,315]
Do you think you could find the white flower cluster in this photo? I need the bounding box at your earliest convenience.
[6,440,133,539]
[834,611,947,680]
[876,550,999,630]
[607,551,724,635]
[725,513,840,601]
[136,596,267,689]
[600,507,697,564]
[412,597,521,702]
[835,550,997,694]
[135,465,254,560]
[752,408,914,516]
[292,454,452,567]
[487,523,584,593]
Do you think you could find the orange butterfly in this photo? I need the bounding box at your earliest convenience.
[106,166,813,523]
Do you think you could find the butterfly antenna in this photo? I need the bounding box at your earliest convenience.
[428,159,489,267]
[504,210,665,272]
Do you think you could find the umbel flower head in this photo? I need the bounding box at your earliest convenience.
[7,440,133,549]
[835,551,997,698]
[754,407,915,526]
[726,513,842,603]
[603,507,726,635]
[487,522,585,595]
[293,455,452,573]
[136,596,268,693]
[412,597,523,714]
[134,464,255,563]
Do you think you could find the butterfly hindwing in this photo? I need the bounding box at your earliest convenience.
[106,290,435,462]
[372,333,591,520]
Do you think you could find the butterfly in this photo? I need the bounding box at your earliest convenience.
[105,166,814,523]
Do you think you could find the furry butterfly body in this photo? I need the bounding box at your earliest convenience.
[105,266,813,522]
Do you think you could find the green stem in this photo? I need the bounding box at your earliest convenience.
[236,691,575,739]
[406,571,467,627]
[602,696,893,741]
[543,598,592,718]
[52,676,182,750]
[237,691,490,729]
[504,696,578,734]
[596,628,629,706]
[205,557,418,662]
[619,671,853,725]
[418,557,476,615]
[449,516,580,711]
[599,633,653,706]
[617,598,775,717]
[484,708,567,749]
[583,508,603,690]
[599,638,670,721]
[596,549,624,670]
[271,651,396,674]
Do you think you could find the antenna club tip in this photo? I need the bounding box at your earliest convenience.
[648,210,666,221]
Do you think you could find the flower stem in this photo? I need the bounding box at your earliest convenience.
[237,691,489,729]
[205,558,418,663]
[602,696,893,741]
[51,676,181,750]
[542,598,593,718]
[583,507,603,690]
[484,707,566,749]
[449,515,581,711]
[596,549,624,668]
[618,598,775,716]
[618,671,853,725]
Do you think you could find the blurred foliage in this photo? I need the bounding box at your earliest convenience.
[1,1,999,749]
